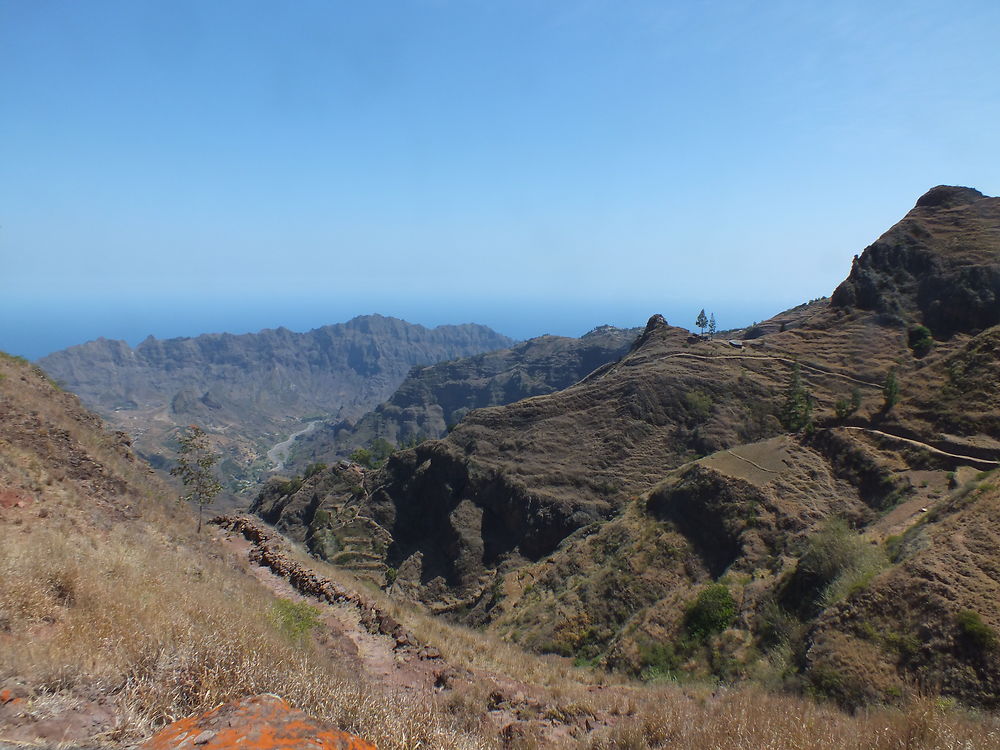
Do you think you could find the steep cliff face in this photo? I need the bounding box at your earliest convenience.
[286,325,639,472]
[37,315,513,488]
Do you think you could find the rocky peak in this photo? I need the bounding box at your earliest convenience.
[914,185,985,209]
[644,313,669,333]
[831,186,999,336]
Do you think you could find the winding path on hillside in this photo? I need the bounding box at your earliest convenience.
[843,426,1000,468]
[657,350,885,389]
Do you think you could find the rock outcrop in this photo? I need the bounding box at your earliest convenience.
[141,694,375,750]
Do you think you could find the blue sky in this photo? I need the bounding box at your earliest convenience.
[2,1,999,358]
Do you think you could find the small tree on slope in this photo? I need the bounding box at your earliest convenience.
[171,424,223,533]
[696,309,709,336]
[781,362,813,432]
[883,369,901,412]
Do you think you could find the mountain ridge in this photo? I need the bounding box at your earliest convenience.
[285,324,642,473]
[38,314,514,489]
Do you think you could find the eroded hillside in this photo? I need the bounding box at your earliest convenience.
[286,325,640,474]
[255,186,1000,706]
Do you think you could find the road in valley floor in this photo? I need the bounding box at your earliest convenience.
[266,421,319,472]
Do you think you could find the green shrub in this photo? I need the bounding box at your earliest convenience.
[755,598,801,649]
[884,534,905,563]
[685,584,737,640]
[834,398,852,420]
[349,448,374,468]
[797,518,860,587]
[883,629,920,658]
[269,598,321,643]
[908,325,934,358]
[834,388,863,420]
[785,518,887,615]
[637,642,682,681]
[278,477,303,496]
[883,369,901,411]
[350,438,396,469]
[956,610,997,651]
[684,390,714,422]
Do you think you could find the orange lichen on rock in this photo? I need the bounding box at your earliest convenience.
[141,694,376,750]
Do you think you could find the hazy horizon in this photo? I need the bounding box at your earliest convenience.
[5,293,797,361]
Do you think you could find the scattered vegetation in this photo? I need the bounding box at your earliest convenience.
[277,476,304,496]
[270,598,322,643]
[303,462,328,479]
[349,437,395,469]
[5,352,1000,748]
[785,518,887,616]
[834,387,863,420]
[955,610,997,652]
[683,390,714,423]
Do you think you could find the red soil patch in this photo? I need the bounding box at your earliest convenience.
[0,489,33,509]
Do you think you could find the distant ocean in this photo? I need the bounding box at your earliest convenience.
[0,295,779,360]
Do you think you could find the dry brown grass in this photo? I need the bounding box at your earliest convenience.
[0,516,504,749]
[4,354,1000,749]
[587,686,1000,750]
[278,535,609,690]
[0,356,501,749]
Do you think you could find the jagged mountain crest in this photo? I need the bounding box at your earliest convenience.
[38,315,514,488]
